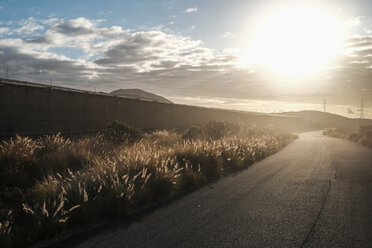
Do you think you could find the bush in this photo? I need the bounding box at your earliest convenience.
[224,122,241,136]
[182,125,204,140]
[360,125,372,137]
[349,133,359,142]
[182,122,241,141]
[204,121,228,139]
[324,125,372,148]
[103,121,143,145]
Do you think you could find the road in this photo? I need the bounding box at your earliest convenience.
[50,131,372,248]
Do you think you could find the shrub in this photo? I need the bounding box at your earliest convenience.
[324,125,372,148]
[204,121,228,139]
[103,121,143,145]
[224,122,241,136]
[182,125,204,140]
[360,125,372,137]
[182,122,241,141]
[348,133,359,142]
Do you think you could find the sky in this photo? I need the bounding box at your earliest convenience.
[1,0,372,118]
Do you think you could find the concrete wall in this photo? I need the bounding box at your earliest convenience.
[0,79,308,136]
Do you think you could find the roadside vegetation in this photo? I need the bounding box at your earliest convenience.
[324,125,372,148]
[0,121,296,248]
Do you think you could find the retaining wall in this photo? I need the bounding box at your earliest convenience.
[0,78,308,136]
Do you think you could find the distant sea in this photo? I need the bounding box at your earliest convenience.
[168,96,371,120]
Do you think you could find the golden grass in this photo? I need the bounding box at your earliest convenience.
[0,125,295,248]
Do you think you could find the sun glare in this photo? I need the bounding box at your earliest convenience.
[248,5,345,77]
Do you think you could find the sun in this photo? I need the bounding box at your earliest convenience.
[248,5,345,77]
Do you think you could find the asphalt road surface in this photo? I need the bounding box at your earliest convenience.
[51,131,372,248]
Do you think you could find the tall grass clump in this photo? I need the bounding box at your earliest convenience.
[0,121,296,248]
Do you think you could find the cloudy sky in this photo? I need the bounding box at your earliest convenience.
[0,0,372,117]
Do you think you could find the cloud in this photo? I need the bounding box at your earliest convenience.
[188,25,196,32]
[346,16,364,27]
[0,27,10,35]
[15,17,44,35]
[24,36,53,44]
[0,45,92,85]
[94,32,161,66]
[345,36,372,47]
[353,48,372,57]
[40,18,59,25]
[185,7,197,13]
[1,16,371,105]
[53,17,96,36]
[51,17,125,40]
[30,7,41,15]
[317,36,372,100]
[0,16,242,93]
[220,32,233,38]
[93,30,229,75]
[344,36,372,57]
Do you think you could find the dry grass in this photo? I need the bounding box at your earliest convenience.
[0,124,296,248]
[324,125,372,148]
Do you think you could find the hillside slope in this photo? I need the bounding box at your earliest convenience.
[281,110,372,130]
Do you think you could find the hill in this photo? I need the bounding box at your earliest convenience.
[110,89,172,104]
[281,110,372,130]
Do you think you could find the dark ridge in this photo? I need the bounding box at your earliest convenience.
[110,89,173,104]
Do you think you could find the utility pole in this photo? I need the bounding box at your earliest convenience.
[323,98,326,112]
[6,66,8,79]
[360,98,365,119]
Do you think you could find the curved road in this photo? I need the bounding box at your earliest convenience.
[52,131,372,247]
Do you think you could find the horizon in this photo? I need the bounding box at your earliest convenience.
[2,76,370,120]
[0,0,371,118]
